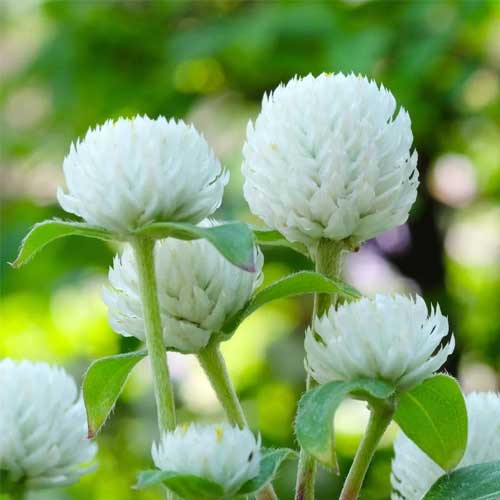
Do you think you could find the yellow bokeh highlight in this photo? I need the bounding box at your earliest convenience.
[0,280,117,362]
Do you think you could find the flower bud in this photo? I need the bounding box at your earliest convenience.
[243,73,418,247]
[58,115,228,234]
[152,423,260,495]
[305,294,454,391]
[0,359,97,490]
[103,220,263,353]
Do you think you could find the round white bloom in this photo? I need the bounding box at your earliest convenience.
[58,115,228,234]
[152,423,260,495]
[102,220,263,353]
[242,72,419,247]
[0,359,97,490]
[305,294,454,391]
[391,392,500,499]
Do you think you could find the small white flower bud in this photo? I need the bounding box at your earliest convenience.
[391,392,500,499]
[152,423,260,495]
[102,220,263,353]
[242,73,418,247]
[58,115,228,234]
[305,294,454,391]
[0,359,97,490]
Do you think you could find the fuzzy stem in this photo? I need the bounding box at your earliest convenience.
[132,237,176,433]
[197,340,247,428]
[197,340,278,500]
[295,239,347,500]
[339,400,396,500]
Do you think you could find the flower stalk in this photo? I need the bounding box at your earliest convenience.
[198,339,278,500]
[295,239,347,500]
[132,237,176,433]
[197,340,247,428]
[339,398,396,500]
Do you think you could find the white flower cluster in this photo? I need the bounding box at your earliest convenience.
[152,423,260,495]
[58,115,228,234]
[103,220,263,353]
[391,392,500,499]
[0,359,97,490]
[305,294,454,391]
[242,73,419,247]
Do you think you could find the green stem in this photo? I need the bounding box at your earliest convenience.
[132,237,176,433]
[197,340,247,428]
[339,400,396,500]
[197,340,278,500]
[295,238,348,500]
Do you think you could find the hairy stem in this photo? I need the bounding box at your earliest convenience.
[197,340,247,428]
[295,239,348,500]
[132,237,176,433]
[339,400,396,500]
[198,340,278,500]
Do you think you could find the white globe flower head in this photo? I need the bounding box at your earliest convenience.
[152,423,260,496]
[0,359,97,491]
[58,115,228,235]
[242,72,419,248]
[391,392,500,499]
[305,294,454,391]
[102,220,263,353]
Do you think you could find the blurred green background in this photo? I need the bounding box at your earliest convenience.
[1,1,499,499]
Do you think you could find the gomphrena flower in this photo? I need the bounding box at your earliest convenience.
[242,72,419,247]
[58,115,228,234]
[152,423,260,495]
[0,359,97,490]
[102,220,263,353]
[305,294,454,391]
[391,392,500,499]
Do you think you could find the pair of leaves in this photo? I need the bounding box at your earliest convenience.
[134,448,294,499]
[12,220,321,273]
[423,460,500,499]
[11,219,257,272]
[295,374,467,473]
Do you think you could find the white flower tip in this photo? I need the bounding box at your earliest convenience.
[243,72,419,246]
[306,294,453,390]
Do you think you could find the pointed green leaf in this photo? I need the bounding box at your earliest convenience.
[237,448,296,495]
[136,221,256,272]
[394,374,467,471]
[222,271,361,333]
[11,219,112,268]
[423,461,500,500]
[134,470,224,499]
[295,379,395,470]
[252,227,310,257]
[83,350,147,437]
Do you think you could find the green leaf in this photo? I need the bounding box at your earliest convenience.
[83,350,147,437]
[11,219,112,268]
[136,221,256,272]
[222,271,361,333]
[134,470,224,499]
[237,448,296,495]
[252,227,310,257]
[394,374,467,471]
[295,379,395,470]
[423,461,500,500]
